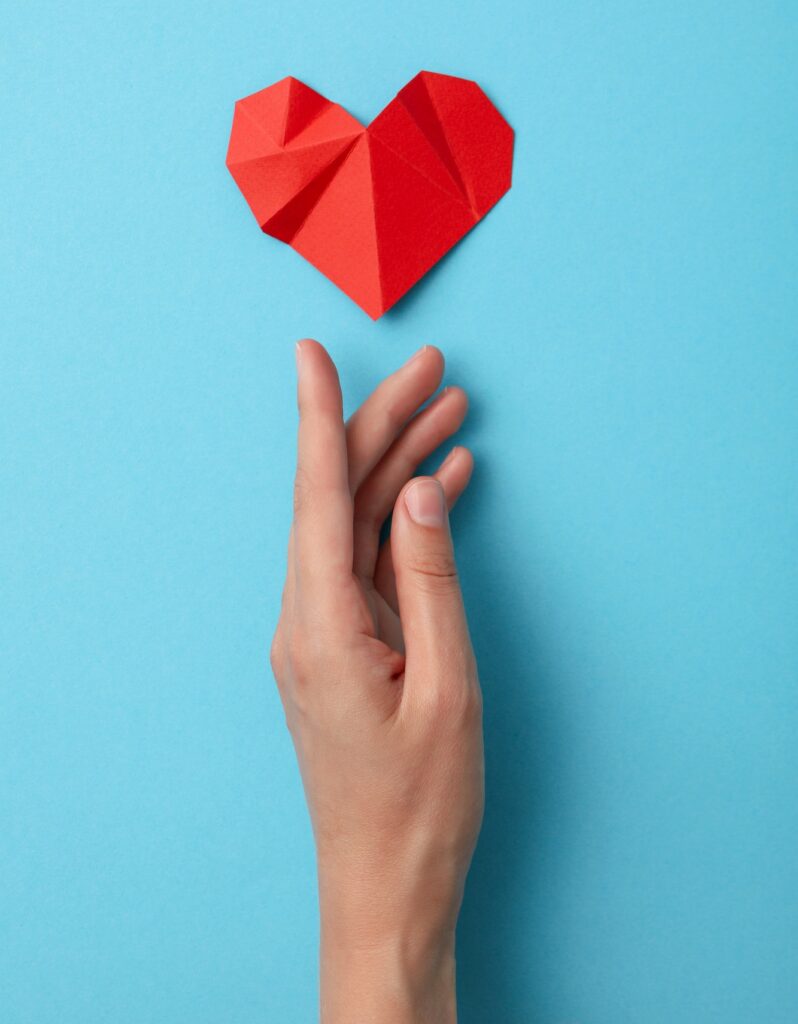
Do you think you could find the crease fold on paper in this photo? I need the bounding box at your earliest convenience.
[226,71,514,319]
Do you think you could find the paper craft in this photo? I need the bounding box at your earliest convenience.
[226,72,514,319]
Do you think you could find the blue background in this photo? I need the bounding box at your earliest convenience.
[2,1,797,1021]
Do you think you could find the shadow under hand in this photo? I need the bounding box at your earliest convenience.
[454,464,574,1023]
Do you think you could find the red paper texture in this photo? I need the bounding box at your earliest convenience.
[226,72,514,319]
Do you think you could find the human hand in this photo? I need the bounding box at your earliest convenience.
[270,340,482,1023]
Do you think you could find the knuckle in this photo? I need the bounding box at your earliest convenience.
[381,396,406,437]
[408,551,459,593]
[419,677,481,726]
[285,625,338,691]
[411,643,480,724]
[285,630,314,685]
[269,627,285,677]
[292,467,310,518]
[293,470,348,524]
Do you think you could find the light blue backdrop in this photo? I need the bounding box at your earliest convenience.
[2,1,796,1021]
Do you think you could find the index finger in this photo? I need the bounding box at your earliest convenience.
[293,339,353,592]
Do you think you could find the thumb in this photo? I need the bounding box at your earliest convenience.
[391,477,475,682]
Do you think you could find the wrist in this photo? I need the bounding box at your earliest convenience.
[313,819,473,1021]
[320,922,457,1024]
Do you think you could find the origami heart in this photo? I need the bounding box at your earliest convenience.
[226,72,513,319]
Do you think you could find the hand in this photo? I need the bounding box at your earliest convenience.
[270,340,483,1023]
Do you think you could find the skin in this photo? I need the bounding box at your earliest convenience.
[270,340,483,1023]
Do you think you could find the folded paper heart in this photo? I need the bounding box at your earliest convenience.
[226,72,513,319]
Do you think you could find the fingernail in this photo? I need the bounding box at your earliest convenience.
[295,340,304,375]
[405,479,446,527]
[404,345,428,367]
[439,446,460,470]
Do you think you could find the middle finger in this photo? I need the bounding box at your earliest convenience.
[345,345,444,493]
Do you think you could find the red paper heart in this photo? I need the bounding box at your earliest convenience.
[226,72,513,319]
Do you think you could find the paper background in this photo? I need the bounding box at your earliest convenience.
[1,2,796,1021]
